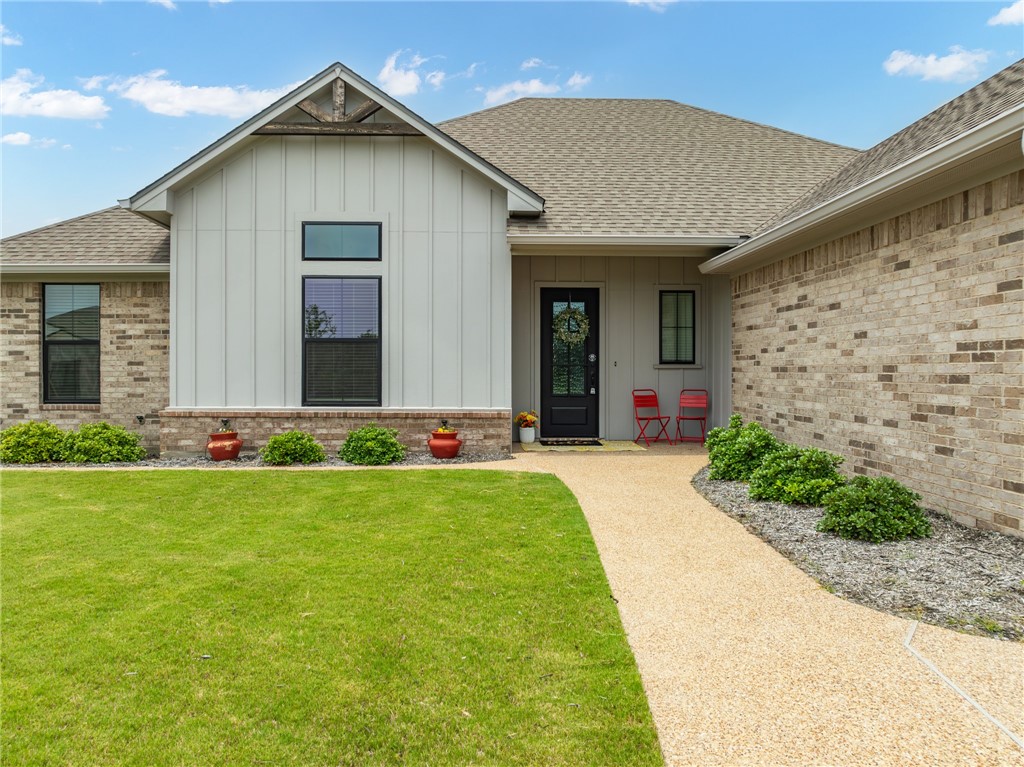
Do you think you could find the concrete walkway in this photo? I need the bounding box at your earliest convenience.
[500,446,1024,767]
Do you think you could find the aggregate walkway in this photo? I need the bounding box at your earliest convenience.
[501,446,1024,767]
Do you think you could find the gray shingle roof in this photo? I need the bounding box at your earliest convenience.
[1,207,169,266]
[440,99,860,236]
[756,59,1024,235]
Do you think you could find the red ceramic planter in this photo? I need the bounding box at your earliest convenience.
[427,430,462,459]
[207,431,243,461]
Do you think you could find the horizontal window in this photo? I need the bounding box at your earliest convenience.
[302,222,381,261]
[43,284,100,404]
[659,290,695,365]
[303,277,381,406]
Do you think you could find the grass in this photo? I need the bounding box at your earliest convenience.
[1,469,662,766]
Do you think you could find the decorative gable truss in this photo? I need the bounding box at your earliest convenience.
[255,77,423,137]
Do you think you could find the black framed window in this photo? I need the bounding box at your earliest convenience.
[302,222,381,261]
[659,290,696,365]
[43,284,100,403]
[303,277,381,406]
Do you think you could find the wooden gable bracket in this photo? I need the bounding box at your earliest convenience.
[255,77,423,136]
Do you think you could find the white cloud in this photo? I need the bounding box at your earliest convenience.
[566,72,592,91]
[521,58,544,71]
[625,0,678,11]
[483,78,560,106]
[1,132,61,148]
[148,0,177,9]
[1,69,110,119]
[425,71,446,89]
[1,132,32,145]
[988,0,1024,25]
[1,24,22,46]
[78,75,108,91]
[377,50,423,96]
[883,46,990,82]
[107,70,298,118]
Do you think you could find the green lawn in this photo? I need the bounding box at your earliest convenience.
[1,469,662,766]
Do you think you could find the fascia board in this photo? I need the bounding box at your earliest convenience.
[507,234,744,247]
[1,264,170,276]
[700,105,1024,275]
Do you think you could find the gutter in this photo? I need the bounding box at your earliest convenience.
[508,234,744,248]
[1,263,169,275]
[700,104,1024,275]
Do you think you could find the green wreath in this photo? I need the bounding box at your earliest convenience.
[553,306,590,346]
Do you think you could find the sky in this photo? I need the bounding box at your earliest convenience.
[1,0,1021,238]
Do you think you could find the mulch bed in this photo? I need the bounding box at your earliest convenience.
[1,452,513,469]
[691,467,1024,641]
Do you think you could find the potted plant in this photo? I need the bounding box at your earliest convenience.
[515,410,538,444]
[207,418,243,461]
[427,419,462,459]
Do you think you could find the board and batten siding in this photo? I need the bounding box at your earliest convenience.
[511,255,731,440]
[170,135,511,410]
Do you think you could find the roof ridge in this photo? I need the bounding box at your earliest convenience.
[1,206,124,243]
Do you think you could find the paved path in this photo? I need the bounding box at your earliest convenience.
[502,446,1024,767]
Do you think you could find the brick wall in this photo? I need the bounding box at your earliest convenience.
[159,408,512,456]
[731,169,1023,537]
[1,280,169,453]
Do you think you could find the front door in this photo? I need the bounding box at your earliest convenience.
[540,288,599,438]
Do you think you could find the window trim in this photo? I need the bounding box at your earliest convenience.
[301,221,383,262]
[658,289,697,366]
[301,275,383,407]
[41,282,101,405]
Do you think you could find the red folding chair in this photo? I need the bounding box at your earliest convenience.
[675,389,709,445]
[632,388,672,446]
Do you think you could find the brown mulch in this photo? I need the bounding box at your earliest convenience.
[691,467,1024,641]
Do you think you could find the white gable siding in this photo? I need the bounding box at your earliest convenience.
[170,135,511,409]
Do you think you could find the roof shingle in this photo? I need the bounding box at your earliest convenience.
[1,207,169,267]
[440,99,860,237]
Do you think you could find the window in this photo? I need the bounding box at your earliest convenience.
[659,290,695,365]
[302,222,381,261]
[303,277,381,406]
[43,284,100,403]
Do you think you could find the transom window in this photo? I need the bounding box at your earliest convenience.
[302,277,381,406]
[43,284,100,403]
[302,222,381,261]
[659,290,695,365]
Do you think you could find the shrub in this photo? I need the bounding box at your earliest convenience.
[706,415,782,481]
[260,430,327,466]
[60,422,147,463]
[817,476,932,543]
[0,421,67,464]
[339,423,406,466]
[748,445,845,505]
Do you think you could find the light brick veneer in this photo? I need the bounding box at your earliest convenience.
[731,169,1024,537]
[1,280,170,452]
[158,409,512,457]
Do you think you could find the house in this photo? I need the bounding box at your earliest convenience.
[1,60,1021,537]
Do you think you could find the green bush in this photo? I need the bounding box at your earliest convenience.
[260,430,327,466]
[748,445,845,505]
[339,423,406,466]
[706,414,782,481]
[60,422,146,463]
[0,421,67,464]
[817,476,932,543]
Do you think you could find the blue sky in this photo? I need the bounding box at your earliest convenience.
[1,1,1021,237]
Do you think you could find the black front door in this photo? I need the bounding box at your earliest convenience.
[540,288,599,438]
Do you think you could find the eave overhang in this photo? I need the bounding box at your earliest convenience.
[122,62,545,220]
[1,263,170,278]
[508,233,744,258]
[700,105,1024,276]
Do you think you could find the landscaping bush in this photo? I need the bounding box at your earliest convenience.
[259,430,327,466]
[748,445,845,506]
[706,414,783,481]
[60,422,146,463]
[817,476,932,543]
[0,421,67,464]
[339,423,406,466]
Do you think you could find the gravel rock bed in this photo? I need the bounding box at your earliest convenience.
[692,467,1024,641]
[2,452,513,470]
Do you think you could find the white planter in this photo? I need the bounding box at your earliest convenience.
[519,426,536,444]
